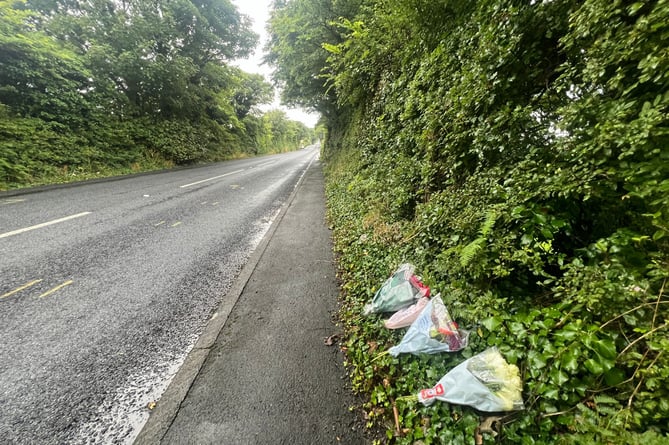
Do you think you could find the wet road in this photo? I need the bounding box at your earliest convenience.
[0,147,318,444]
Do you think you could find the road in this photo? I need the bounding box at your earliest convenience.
[0,147,318,444]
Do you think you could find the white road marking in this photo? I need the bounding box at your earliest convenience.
[252,161,275,169]
[179,169,245,188]
[0,212,92,239]
[294,152,318,190]
[0,198,26,206]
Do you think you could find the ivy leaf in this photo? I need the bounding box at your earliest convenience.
[549,368,569,385]
[544,387,559,400]
[481,316,503,332]
[509,322,526,337]
[591,338,617,360]
[584,358,605,375]
[561,348,580,372]
[553,326,579,343]
[528,349,548,369]
[603,367,626,386]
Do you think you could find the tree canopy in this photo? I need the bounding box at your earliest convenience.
[265,0,362,115]
[0,0,315,189]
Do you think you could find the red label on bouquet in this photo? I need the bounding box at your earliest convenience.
[420,383,445,400]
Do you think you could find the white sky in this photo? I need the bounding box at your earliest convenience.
[231,0,320,128]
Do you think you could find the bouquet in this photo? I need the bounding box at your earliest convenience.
[383,296,430,329]
[387,295,468,356]
[417,348,524,412]
[363,263,430,315]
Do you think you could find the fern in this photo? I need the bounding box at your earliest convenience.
[460,237,484,267]
[459,210,497,267]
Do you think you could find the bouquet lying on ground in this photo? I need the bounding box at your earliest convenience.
[363,263,430,315]
[384,296,430,329]
[387,295,468,356]
[415,348,524,412]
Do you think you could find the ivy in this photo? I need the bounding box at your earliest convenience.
[312,0,669,442]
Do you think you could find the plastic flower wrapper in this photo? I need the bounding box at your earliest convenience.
[363,263,430,315]
[384,296,430,329]
[416,347,524,412]
[387,294,468,356]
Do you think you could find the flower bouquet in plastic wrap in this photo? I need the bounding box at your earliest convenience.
[413,348,524,412]
[384,296,430,329]
[384,295,468,357]
[363,263,430,315]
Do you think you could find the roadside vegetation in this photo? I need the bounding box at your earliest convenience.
[268,0,668,443]
[0,0,316,191]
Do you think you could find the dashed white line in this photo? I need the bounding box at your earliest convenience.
[0,212,92,239]
[179,169,245,188]
[252,161,276,169]
[0,198,26,206]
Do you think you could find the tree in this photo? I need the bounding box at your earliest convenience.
[25,0,259,120]
[0,0,309,189]
[265,0,362,115]
[0,0,92,126]
[231,70,273,120]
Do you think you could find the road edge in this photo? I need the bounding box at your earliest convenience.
[0,151,289,198]
[133,151,319,445]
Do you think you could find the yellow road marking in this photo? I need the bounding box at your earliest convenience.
[1,279,42,299]
[154,221,166,227]
[212,202,219,206]
[171,221,182,227]
[39,280,73,298]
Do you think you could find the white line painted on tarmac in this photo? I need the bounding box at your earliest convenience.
[0,212,92,239]
[179,169,245,188]
[293,153,318,191]
[252,161,275,169]
[0,198,26,206]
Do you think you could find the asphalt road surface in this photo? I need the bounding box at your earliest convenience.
[0,147,318,444]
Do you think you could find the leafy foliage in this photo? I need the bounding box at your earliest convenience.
[271,0,669,442]
[0,0,316,190]
[266,0,362,115]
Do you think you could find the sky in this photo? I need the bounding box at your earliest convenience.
[231,0,320,128]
